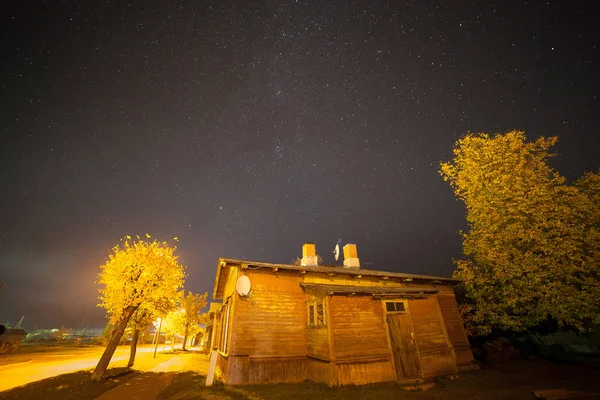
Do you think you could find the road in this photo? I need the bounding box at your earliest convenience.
[0,345,157,392]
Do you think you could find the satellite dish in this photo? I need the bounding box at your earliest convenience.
[334,244,340,261]
[236,276,251,297]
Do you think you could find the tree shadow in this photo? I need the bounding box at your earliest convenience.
[157,371,264,400]
[103,367,137,379]
[0,368,141,400]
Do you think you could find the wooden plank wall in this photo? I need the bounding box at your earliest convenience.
[226,356,309,384]
[248,357,307,384]
[409,297,457,378]
[335,359,396,386]
[222,356,248,384]
[216,353,229,381]
[221,267,238,355]
[330,296,391,360]
[307,324,329,360]
[307,358,334,384]
[437,295,473,365]
[409,297,450,353]
[417,352,457,378]
[304,273,441,293]
[232,269,307,358]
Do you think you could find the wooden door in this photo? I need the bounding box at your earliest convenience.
[387,313,420,378]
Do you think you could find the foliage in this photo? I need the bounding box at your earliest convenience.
[178,291,208,349]
[162,308,185,337]
[93,324,113,346]
[440,131,600,336]
[0,341,20,355]
[92,234,185,379]
[126,306,156,337]
[158,292,207,350]
[98,235,185,323]
[52,326,72,342]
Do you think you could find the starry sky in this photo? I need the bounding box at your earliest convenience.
[1,1,599,330]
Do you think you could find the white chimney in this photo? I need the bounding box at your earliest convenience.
[301,243,318,267]
[343,243,360,268]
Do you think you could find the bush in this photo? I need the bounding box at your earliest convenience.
[474,338,520,364]
[0,341,20,355]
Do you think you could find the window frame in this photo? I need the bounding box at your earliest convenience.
[218,301,231,354]
[384,300,407,314]
[307,298,327,327]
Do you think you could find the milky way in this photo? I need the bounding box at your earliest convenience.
[1,1,598,328]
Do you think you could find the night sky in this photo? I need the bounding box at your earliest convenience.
[1,1,599,330]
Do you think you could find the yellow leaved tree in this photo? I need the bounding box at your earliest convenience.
[125,305,160,368]
[178,291,208,350]
[440,131,600,336]
[159,291,208,351]
[92,235,185,380]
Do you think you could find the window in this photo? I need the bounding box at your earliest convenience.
[218,302,230,353]
[307,299,326,326]
[316,303,324,325]
[385,301,406,313]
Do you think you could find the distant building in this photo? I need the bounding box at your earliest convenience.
[209,243,474,386]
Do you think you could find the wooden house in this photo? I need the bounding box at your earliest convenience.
[210,243,473,386]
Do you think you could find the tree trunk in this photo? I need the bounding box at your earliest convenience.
[127,328,140,368]
[182,325,188,351]
[91,306,137,380]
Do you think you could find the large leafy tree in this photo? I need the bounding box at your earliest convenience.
[92,235,185,380]
[440,131,600,336]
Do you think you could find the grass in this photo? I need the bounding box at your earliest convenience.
[1,350,599,400]
[155,355,600,400]
[0,367,139,400]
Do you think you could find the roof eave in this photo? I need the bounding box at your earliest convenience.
[212,258,225,300]
[220,258,460,284]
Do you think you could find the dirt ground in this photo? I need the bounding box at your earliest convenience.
[157,356,600,400]
[1,351,599,400]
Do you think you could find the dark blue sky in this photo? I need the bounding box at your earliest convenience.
[1,0,598,329]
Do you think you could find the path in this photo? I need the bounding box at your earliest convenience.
[0,346,155,392]
[93,354,197,400]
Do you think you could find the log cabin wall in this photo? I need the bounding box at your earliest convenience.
[305,292,330,361]
[335,359,396,386]
[305,274,414,288]
[233,268,307,357]
[436,295,474,366]
[306,357,335,384]
[408,296,458,378]
[329,295,396,384]
[307,323,329,360]
[227,268,308,383]
[216,266,240,381]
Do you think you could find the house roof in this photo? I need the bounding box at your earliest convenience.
[213,257,459,300]
[300,283,439,296]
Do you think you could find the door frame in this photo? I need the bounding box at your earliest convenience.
[381,298,422,380]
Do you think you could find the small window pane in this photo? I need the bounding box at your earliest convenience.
[309,305,315,324]
[395,302,406,312]
[316,303,324,324]
[386,302,395,312]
